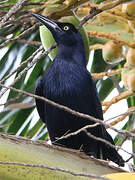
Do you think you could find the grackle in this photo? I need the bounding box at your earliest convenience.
[32,13,124,166]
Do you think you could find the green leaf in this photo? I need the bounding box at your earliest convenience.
[98,78,114,101]
[26,120,44,138]
[92,0,105,4]
[0,109,19,132]
[19,120,31,137]
[24,56,50,91]
[90,50,107,73]
[7,108,34,134]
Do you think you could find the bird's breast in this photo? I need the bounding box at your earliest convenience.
[44,62,88,98]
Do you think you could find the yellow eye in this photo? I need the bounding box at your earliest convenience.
[63,26,69,31]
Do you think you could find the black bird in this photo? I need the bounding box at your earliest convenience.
[32,13,124,166]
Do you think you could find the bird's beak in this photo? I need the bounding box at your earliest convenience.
[31,13,61,32]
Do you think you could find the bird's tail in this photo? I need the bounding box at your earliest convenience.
[101,128,125,167]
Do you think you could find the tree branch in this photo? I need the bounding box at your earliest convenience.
[0,0,29,28]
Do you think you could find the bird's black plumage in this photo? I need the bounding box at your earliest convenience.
[32,13,124,166]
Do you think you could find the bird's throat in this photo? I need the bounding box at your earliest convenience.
[57,44,86,66]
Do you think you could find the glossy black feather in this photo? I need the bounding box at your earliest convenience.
[33,13,125,166]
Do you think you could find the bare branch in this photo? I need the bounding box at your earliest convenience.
[0,0,29,28]
[0,95,26,106]
[92,69,122,79]
[0,36,41,46]
[78,6,102,29]
[0,22,41,48]
[0,44,56,98]
[0,82,135,140]
[87,31,135,48]
[56,124,134,158]
[103,91,135,113]
[0,23,41,48]
[0,46,43,85]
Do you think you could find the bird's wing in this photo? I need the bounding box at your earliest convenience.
[80,73,124,166]
[69,71,103,121]
[35,77,46,123]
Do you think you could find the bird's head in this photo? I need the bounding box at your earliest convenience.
[31,13,82,47]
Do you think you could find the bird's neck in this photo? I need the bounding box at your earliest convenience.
[56,43,86,67]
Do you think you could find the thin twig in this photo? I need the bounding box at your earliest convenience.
[125,156,134,163]
[56,123,133,157]
[85,130,132,157]
[102,90,135,113]
[118,136,129,150]
[0,47,44,98]
[0,95,26,106]
[2,14,32,27]
[110,114,128,126]
[78,0,131,29]
[92,69,122,79]
[0,36,42,46]
[0,46,43,86]
[78,7,102,29]
[87,31,135,48]
[106,107,135,123]
[0,2,44,9]
[0,44,56,98]
[0,22,41,48]
[1,82,135,159]
[2,24,19,36]
[0,0,28,28]
[0,82,135,140]
[107,107,135,127]
[110,76,123,93]
[0,36,41,46]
